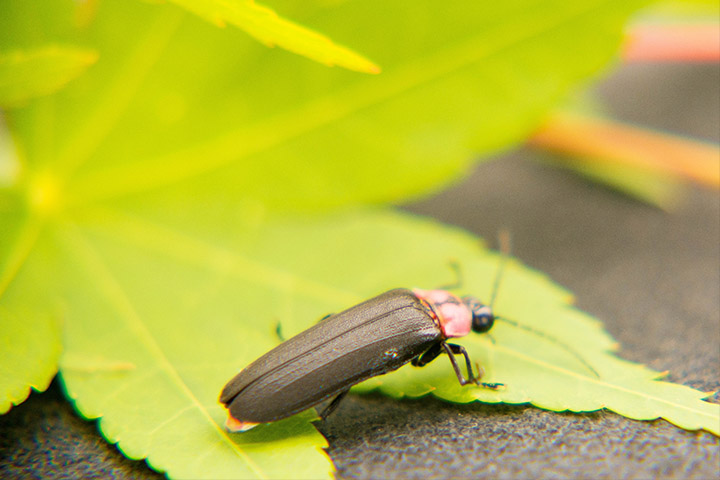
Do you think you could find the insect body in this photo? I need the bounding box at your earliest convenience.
[219,287,500,432]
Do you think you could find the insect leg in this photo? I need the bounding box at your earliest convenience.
[443,343,503,390]
[318,388,350,419]
[441,342,475,385]
[411,342,443,367]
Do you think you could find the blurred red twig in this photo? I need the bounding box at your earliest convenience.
[623,22,720,62]
[529,112,720,188]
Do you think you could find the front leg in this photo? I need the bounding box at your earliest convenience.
[443,342,503,390]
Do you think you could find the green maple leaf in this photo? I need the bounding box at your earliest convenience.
[0,46,98,107]
[0,194,62,414]
[164,0,379,73]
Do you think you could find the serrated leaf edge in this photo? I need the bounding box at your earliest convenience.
[59,222,271,479]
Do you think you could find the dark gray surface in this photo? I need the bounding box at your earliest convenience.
[0,380,159,480]
[1,65,718,479]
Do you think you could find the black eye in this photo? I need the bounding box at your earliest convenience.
[463,296,495,333]
[472,310,495,333]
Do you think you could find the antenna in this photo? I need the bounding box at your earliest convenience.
[490,229,599,379]
[489,229,511,309]
[495,315,600,378]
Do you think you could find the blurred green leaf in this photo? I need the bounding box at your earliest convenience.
[0,118,21,187]
[164,0,379,73]
[0,46,98,107]
[560,155,683,209]
[639,0,720,18]
[1,0,648,212]
[0,193,61,414]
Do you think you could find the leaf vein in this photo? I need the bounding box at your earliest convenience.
[0,215,42,299]
[60,222,269,479]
